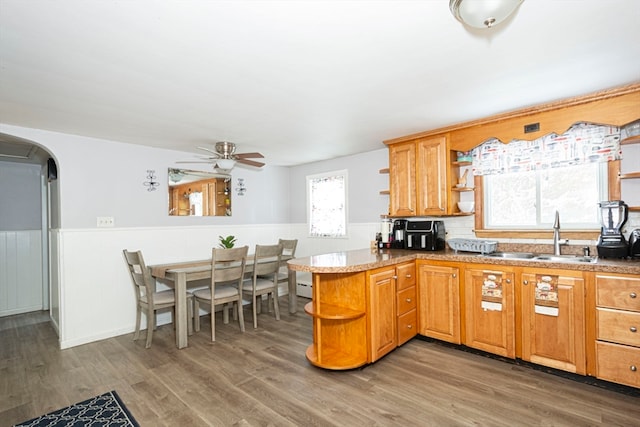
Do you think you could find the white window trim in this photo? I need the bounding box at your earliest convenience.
[306,169,348,239]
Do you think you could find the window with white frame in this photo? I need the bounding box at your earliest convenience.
[483,162,608,229]
[307,170,347,238]
[475,123,618,231]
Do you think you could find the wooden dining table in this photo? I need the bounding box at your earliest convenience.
[149,256,298,349]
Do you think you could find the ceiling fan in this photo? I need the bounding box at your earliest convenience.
[178,141,265,171]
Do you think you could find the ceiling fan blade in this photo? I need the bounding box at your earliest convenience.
[196,146,222,156]
[235,152,264,159]
[175,160,216,164]
[237,158,265,168]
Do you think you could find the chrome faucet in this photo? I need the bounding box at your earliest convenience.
[553,210,565,256]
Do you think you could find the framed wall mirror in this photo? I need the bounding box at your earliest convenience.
[168,168,232,216]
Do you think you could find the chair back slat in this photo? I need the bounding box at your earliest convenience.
[278,239,298,260]
[212,246,249,286]
[123,250,155,303]
[252,244,283,278]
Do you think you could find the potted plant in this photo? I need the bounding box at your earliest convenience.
[218,235,237,249]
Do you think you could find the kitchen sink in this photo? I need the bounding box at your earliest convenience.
[483,252,536,259]
[481,252,596,264]
[533,254,596,263]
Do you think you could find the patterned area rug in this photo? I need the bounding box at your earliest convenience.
[14,390,139,427]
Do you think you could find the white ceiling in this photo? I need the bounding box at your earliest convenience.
[1,0,639,166]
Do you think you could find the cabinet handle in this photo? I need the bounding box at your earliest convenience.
[393,275,398,280]
[452,273,457,278]
[407,324,413,329]
[631,365,638,372]
[406,274,412,278]
[406,298,412,303]
[631,326,638,333]
[523,280,529,285]
[631,292,637,299]
[505,279,511,284]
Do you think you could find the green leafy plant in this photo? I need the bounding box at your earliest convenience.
[218,235,237,249]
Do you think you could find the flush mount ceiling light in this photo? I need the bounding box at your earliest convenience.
[450,0,524,29]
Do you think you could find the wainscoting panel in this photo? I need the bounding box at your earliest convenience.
[0,230,43,317]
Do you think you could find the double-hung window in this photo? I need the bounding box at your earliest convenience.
[307,170,348,238]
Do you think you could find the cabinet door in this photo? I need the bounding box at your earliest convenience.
[418,263,460,343]
[368,267,397,362]
[521,271,586,374]
[464,268,515,358]
[389,142,416,216]
[416,136,447,216]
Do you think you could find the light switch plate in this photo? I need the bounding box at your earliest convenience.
[97,216,114,227]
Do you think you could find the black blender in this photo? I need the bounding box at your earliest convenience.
[596,200,629,258]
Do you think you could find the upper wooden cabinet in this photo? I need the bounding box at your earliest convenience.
[388,142,416,216]
[389,135,449,216]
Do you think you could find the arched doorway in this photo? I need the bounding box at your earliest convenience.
[0,133,60,333]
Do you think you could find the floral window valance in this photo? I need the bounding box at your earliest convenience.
[471,122,621,176]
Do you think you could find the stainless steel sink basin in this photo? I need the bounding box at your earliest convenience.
[482,252,596,264]
[483,252,536,259]
[533,254,595,263]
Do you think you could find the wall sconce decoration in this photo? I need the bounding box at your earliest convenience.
[144,170,160,191]
[235,178,246,196]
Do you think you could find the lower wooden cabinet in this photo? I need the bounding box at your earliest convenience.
[417,261,460,344]
[521,268,586,374]
[368,267,397,362]
[367,262,417,362]
[396,262,417,346]
[464,266,515,358]
[595,273,640,388]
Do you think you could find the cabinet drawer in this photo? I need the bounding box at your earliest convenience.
[398,309,417,346]
[596,275,640,312]
[596,341,640,388]
[397,286,417,315]
[396,263,416,290]
[597,308,640,347]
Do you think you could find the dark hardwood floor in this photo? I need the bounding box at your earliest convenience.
[1,298,638,426]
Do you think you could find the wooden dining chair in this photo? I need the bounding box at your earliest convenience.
[193,246,248,341]
[276,238,297,287]
[242,243,283,328]
[123,249,193,348]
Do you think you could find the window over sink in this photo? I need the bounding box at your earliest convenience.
[483,162,608,230]
[473,122,619,238]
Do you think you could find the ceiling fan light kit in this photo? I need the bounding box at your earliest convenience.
[216,158,236,170]
[449,0,524,29]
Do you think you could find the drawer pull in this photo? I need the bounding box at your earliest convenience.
[631,365,637,372]
[406,274,412,278]
[631,326,638,333]
[631,292,637,299]
[406,298,412,303]
[407,324,412,329]
[393,275,398,280]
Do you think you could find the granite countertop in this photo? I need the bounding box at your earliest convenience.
[288,248,640,275]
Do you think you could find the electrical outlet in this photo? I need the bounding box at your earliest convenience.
[97,216,114,227]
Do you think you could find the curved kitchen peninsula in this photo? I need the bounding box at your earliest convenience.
[288,249,416,370]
